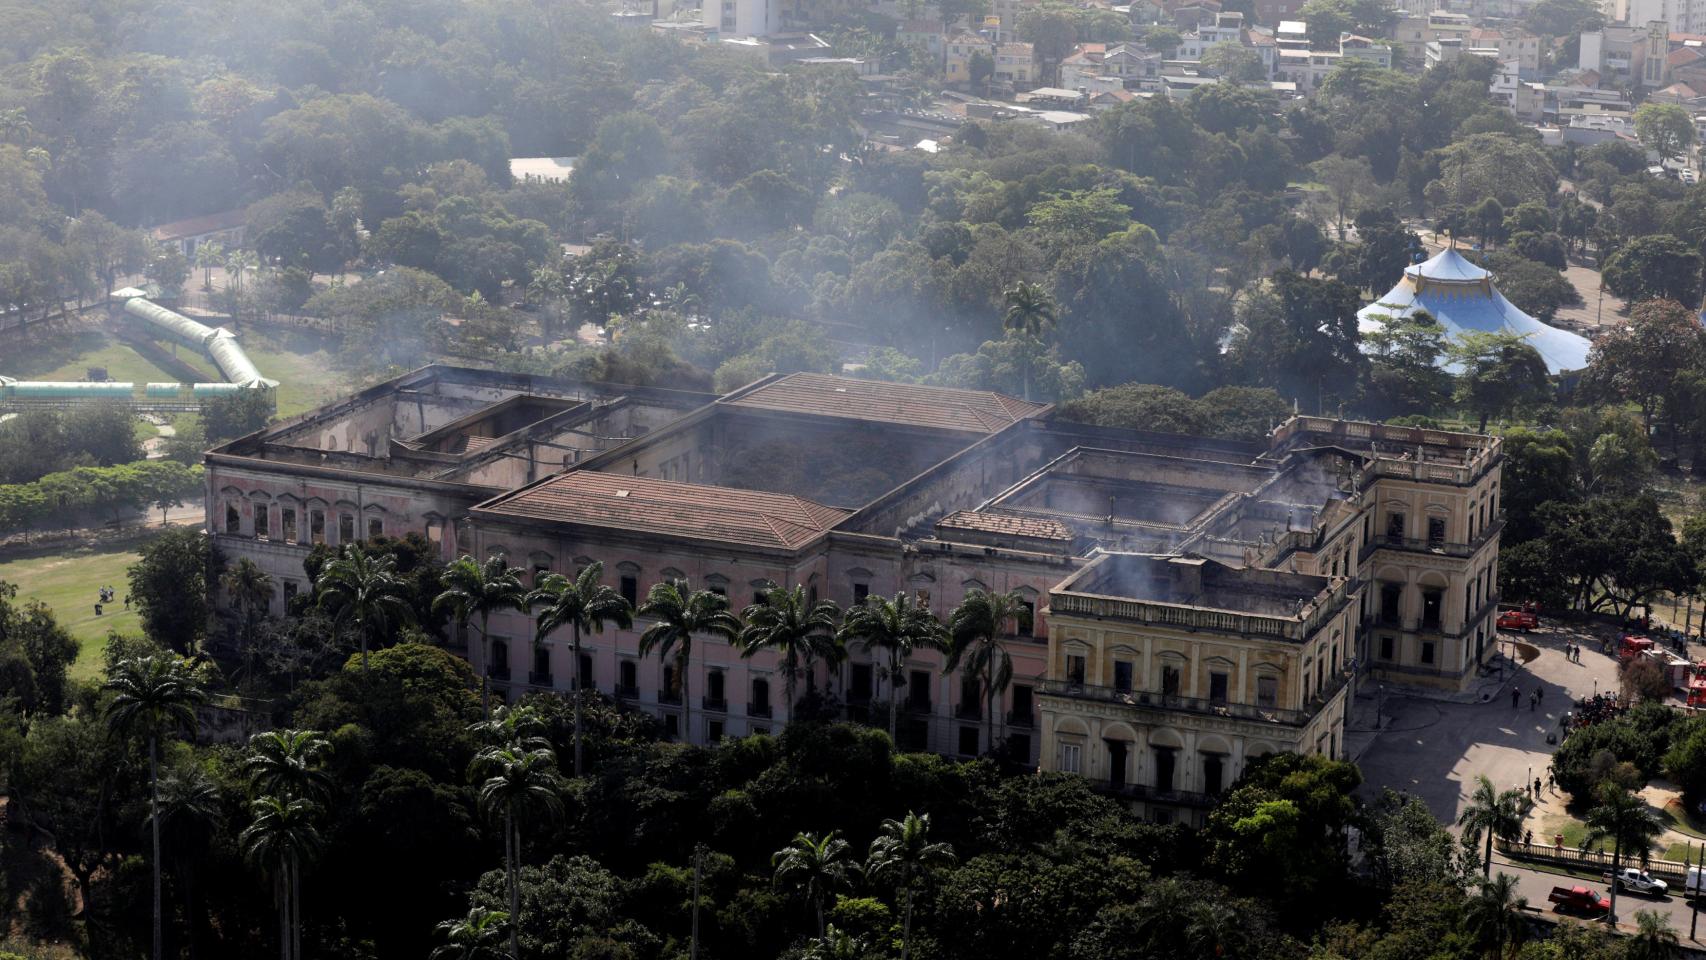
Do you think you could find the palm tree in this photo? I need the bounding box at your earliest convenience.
[1628,909,1681,960]
[1464,873,1529,959]
[1585,781,1667,924]
[195,241,224,292]
[773,830,858,938]
[149,769,222,960]
[432,906,511,960]
[471,743,565,960]
[222,558,274,689]
[434,553,529,718]
[0,107,32,145]
[240,795,323,960]
[244,729,333,803]
[866,812,955,960]
[637,579,741,744]
[1001,281,1057,400]
[1456,775,1533,878]
[839,592,948,742]
[314,542,415,677]
[467,702,551,751]
[104,654,207,960]
[528,561,632,776]
[740,583,840,722]
[945,589,1031,756]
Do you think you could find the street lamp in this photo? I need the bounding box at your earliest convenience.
[1377,683,1385,730]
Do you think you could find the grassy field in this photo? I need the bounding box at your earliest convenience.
[0,535,159,680]
[234,326,345,418]
[5,329,219,382]
[2,322,347,420]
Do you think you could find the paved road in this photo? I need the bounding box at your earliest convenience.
[1354,621,1706,936]
[1493,855,1706,938]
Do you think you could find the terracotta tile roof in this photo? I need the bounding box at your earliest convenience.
[148,208,248,240]
[478,472,850,549]
[936,510,1076,541]
[1669,46,1704,66]
[723,373,1047,434]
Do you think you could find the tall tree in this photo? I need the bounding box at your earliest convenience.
[433,554,529,718]
[128,528,213,655]
[637,579,741,744]
[1449,332,1552,431]
[1635,103,1696,162]
[739,583,840,723]
[866,812,956,960]
[470,743,565,960]
[1000,281,1061,400]
[240,795,323,960]
[945,589,1031,755]
[1464,873,1530,959]
[773,830,858,938]
[316,543,416,677]
[148,769,223,960]
[222,558,275,689]
[104,654,208,960]
[1584,781,1666,925]
[527,561,633,776]
[244,729,334,803]
[1456,775,1532,878]
[838,592,949,741]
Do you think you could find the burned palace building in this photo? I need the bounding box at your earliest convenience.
[207,365,1503,823]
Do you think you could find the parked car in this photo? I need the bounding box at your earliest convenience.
[1549,885,1612,915]
[1608,867,1668,896]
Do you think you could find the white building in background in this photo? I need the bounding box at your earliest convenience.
[705,0,778,36]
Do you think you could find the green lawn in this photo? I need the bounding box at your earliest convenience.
[0,536,160,680]
[4,330,218,383]
[232,326,345,418]
[2,324,348,420]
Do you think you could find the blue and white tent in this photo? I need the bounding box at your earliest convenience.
[1356,248,1592,374]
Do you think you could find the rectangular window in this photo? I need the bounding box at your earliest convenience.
[1256,675,1278,707]
[368,516,384,539]
[619,660,638,697]
[1422,590,1443,629]
[957,725,980,757]
[850,663,873,703]
[1113,661,1134,693]
[1066,654,1086,685]
[662,665,679,703]
[1427,516,1446,547]
[1209,671,1229,704]
[907,669,931,710]
[532,646,551,685]
[1421,641,1436,664]
[1203,753,1225,795]
[1386,512,1406,542]
[282,508,297,543]
[282,580,297,604]
[1009,732,1031,762]
[1380,583,1402,625]
[578,653,593,690]
[707,669,726,707]
[1154,746,1176,790]
[225,502,241,535]
[852,583,869,605]
[425,518,442,544]
[752,677,772,716]
[958,674,981,719]
[1058,742,1081,773]
[254,505,269,539]
[620,575,638,607]
[489,640,509,681]
[1161,665,1181,696]
[338,514,355,543]
[1380,635,1395,660]
[1011,684,1033,725]
[1018,599,1036,636]
[664,713,679,740]
[708,720,723,741]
